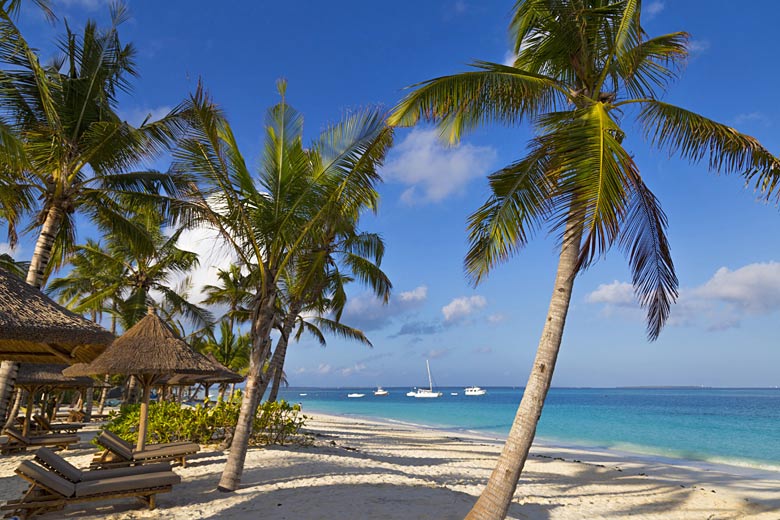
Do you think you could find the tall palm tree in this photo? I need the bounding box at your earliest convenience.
[0,3,191,417]
[174,81,393,492]
[201,264,254,331]
[390,1,780,518]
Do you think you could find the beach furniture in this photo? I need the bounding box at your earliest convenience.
[91,430,200,469]
[33,414,84,434]
[0,427,79,455]
[1,456,180,518]
[34,447,170,482]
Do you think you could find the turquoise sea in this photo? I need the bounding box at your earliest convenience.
[276,386,780,471]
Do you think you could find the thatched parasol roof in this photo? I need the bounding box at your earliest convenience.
[15,363,96,389]
[164,354,244,386]
[63,310,216,378]
[0,267,114,363]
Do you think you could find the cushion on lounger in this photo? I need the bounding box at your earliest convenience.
[4,426,28,443]
[27,433,79,446]
[132,443,199,460]
[73,471,181,497]
[35,448,82,482]
[17,460,76,498]
[98,431,133,460]
[79,462,171,481]
[101,430,134,450]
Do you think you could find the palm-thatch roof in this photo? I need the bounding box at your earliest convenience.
[0,267,114,363]
[15,363,96,389]
[164,354,244,386]
[63,311,217,378]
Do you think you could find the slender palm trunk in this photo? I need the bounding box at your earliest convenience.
[97,375,110,415]
[3,388,23,428]
[83,386,94,422]
[217,384,227,402]
[218,288,277,492]
[465,219,582,520]
[256,305,297,401]
[267,366,284,402]
[0,362,20,423]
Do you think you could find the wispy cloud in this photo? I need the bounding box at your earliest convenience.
[487,313,506,324]
[688,39,710,55]
[586,262,780,330]
[454,0,467,14]
[733,112,772,127]
[342,285,428,331]
[391,320,442,337]
[424,348,452,359]
[0,242,18,256]
[382,129,496,205]
[442,295,487,322]
[55,0,111,10]
[644,1,665,19]
[119,105,172,127]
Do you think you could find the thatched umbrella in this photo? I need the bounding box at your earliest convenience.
[15,363,97,435]
[0,267,113,364]
[163,353,244,403]
[64,309,216,450]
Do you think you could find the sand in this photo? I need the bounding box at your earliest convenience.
[1,413,779,519]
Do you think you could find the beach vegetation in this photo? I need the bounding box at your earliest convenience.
[389,0,780,518]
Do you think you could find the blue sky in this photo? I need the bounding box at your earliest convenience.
[9,1,780,387]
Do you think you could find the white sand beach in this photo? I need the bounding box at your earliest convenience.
[1,413,779,519]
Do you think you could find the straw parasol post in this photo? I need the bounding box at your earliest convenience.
[64,308,217,450]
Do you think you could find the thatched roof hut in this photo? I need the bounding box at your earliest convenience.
[0,267,113,363]
[164,354,244,386]
[16,363,96,390]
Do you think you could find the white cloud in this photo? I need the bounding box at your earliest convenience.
[586,262,780,330]
[442,295,487,322]
[340,363,367,376]
[586,281,635,306]
[0,242,17,256]
[343,285,428,331]
[55,0,110,10]
[688,40,710,54]
[424,348,451,360]
[317,364,333,375]
[645,1,664,19]
[503,50,516,67]
[382,129,496,205]
[733,112,771,127]
[167,224,237,310]
[120,105,173,127]
[487,313,506,324]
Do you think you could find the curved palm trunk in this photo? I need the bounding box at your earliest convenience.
[83,386,94,422]
[268,365,284,402]
[218,289,277,492]
[0,207,65,422]
[256,305,298,401]
[3,388,23,428]
[465,220,582,520]
[97,375,110,415]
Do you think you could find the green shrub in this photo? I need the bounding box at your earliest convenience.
[101,393,309,447]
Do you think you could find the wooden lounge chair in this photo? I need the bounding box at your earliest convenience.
[1,427,79,455]
[33,414,84,434]
[1,458,180,519]
[91,430,200,469]
[34,447,170,482]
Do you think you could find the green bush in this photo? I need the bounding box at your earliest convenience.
[101,393,308,447]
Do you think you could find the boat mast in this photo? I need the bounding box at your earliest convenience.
[426,359,433,391]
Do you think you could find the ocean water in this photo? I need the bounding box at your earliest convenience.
[276,386,780,470]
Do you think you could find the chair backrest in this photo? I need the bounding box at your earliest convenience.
[97,431,133,460]
[35,447,83,482]
[101,430,134,451]
[4,426,28,443]
[33,414,51,429]
[17,460,76,498]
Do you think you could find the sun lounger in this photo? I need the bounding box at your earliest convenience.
[34,447,170,482]
[33,414,84,434]
[1,427,79,455]
[1,458,180,519]
[91,430,200,469]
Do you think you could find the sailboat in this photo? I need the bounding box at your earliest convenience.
[374,386,389,396]
[411,360,442,398]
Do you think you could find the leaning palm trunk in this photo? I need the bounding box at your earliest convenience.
[97,375,110,415]
[3,388,23,428]
[83,386,94,422]
[267,366,282,402]
[465,220,582,520]
[256,306,297,401]
[0,362,20,423]
[218,290,277,492]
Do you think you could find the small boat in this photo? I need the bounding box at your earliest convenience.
[299,393,308,396]
[464,386,487,396]
[347,393,365,398]
[411,360,442,398]
[406,388,417,397]
[374,387,389,396]
[450,392,458,396]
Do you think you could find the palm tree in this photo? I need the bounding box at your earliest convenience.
[201,264,254,330]
[0,3,191,417]
[197,320,250,401]
[174,81,393,492]
[389,1,780,518]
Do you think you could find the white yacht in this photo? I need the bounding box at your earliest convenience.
[347,393,365,398]
[464,386,487,396]
[374,387,389,396]
[411,360,442,398]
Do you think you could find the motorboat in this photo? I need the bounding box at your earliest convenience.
[411,360,442,398]
[450,392,458,396]
[347,393,365,398]
[299,393,308,396]
[464,386,487,396]
[374,387,389,396]
[406,388,417,397]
